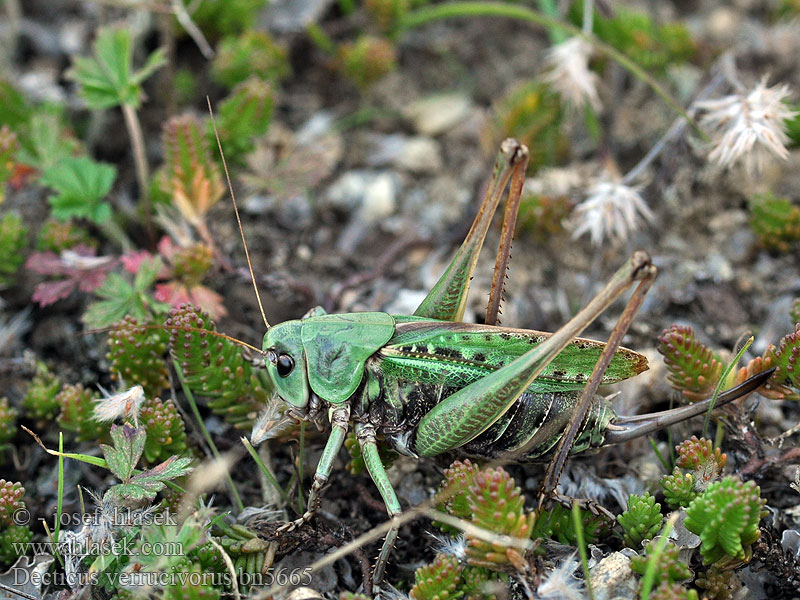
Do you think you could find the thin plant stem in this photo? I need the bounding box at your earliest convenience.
[241,436,289,504]
[639,514,677,600]
[121,102,154,239]
[702,336,753,439]
[49,432,65,568]
[649,438,670,473]
[173,360,245,513]
[169,0,214,59]
[398,1,705,138]
[572,500,594,600]
[623,71,726,185]
[98,216,133,252]
[306,23,336,55]
[536,0,564,44]
[582,0,593,34]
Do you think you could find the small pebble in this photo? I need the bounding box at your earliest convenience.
[404,93,474,136]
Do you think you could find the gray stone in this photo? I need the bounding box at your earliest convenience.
[263,0,335,33]
[588,552,638,600]
[404,94,474,136]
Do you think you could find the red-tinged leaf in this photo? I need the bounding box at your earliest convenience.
[121,250,153,274]
[154,281,191,306]
[77,268,110,293]
[157,235,178,260]
[26,251,70,276]
[26,245,116,306]
[155,282,226,320]
[189,285,227,320]
[32,279,77,306]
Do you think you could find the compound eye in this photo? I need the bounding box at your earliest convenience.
[276,354,294,377]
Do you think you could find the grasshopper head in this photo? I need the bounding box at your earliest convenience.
[262,321,309,410]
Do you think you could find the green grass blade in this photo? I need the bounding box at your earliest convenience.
[639,515,677,600]
[702,337,753,439]
[572,500,594,600]
[241,436,289,504]
[173,359,244,513]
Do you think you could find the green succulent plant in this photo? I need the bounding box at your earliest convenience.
[159,114,225,237]
[465,466,535,569]
[630,538,692,586]
[56,383,106,442]
[0,124,19,203]
[765,323,800,390]
[410,553,464,600]
[36,220,96,252]
[22,361,62,421]
[211,31,289,88]
[167,304,271,429]
[748,192,800,252]
[694,567,737,599]
[0,524,33,566]
[531,502,611,545]
[0,480,25,527]
[617,492,663,549]
[364,0,409,31]
[569,2,696,72]
[337,35,397,90]
[650,582,699,600]
[178,0,267,38]
[107,316,170,399]
[660,468,697,510]
[140,397,190,464]
[492,81,566,172]
[0,398,18,448]
[0,480,32,566]
[434,459,482,534]
[684,477,765,566]
[676,436,726,493]
[657,325,723,401]
[0,212,27,287]
[215,77,275,164]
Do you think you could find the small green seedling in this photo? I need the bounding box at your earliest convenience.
[163,137,771,593]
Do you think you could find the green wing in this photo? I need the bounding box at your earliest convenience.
[378,319,648,393]
[301,313,396,404]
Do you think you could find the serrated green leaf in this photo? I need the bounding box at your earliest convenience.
[41,156,116,223]
[16,112,80,172]
[133,256,164,292]
[83,272,144,329]
[100,424,146,480]
[95,28,132,88]
[133,455,192,483]
[132,47,167,86]
[103,455,192,505]
[66,27,165,110]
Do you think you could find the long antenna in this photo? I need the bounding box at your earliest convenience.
[207,96,270,330]
[86,323,266,355]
